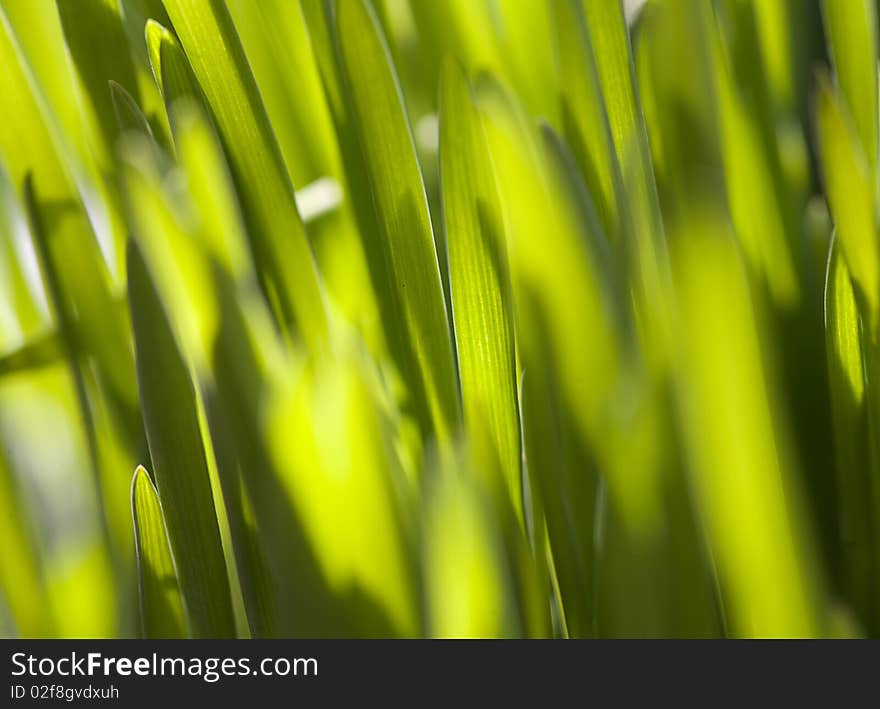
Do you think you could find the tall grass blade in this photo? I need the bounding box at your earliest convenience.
[335,0,459,442]
[439,60,520,516]
[131,465,187,638]
[161,0,328,346]
[127,238,236,638]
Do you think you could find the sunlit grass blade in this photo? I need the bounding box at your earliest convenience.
[200,384,276,638]
[673,209,823,637]
[170,103,277,636]
[407,0,503,103]
[161,0,328,346]
[207,268,412,636]
[816,75,879,320]
[127,239,236,638]
[170,101,251,283]
[824,237,874,630]
[580,0,671,368]
[539,124,704,637]
[131,464,187,638]
[820,0,878,171]
[476,76,620,635]
[439,60,520,516]
[551,0,623,241]
[265,348,420,637]
[224,0,339,189]
[580,0,660,230]
[56,0,140,151]
[495,0,558,125]
[208,276,295,637]
[335,0,459,442]
[705,3,799,308]
[224,0,380,349]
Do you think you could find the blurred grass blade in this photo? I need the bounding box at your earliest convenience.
[161,0,328,346]
[551,0,623,241]
[0,6,138,422]
[580,0,671,366]
[171,101,251,283]
[673,211,822,637]
[109,80,155,139]
[705,4,799,308]
[201,388,276,638]
[423,447,520,638]
[265,350,420,637]
[816,75,879,320]
[407,0,503,103]
[439,60,521,516]
[0,328,63,377]
[580,0,660,230]
[336,0,459,442]
[22,174,110,552]
[56,0,140,148]
[0,447,54,637]
[821,0,878,171]
[127,239,236,638]
[495,0,558,125]
[131,465,188,638]
[223,1,378,342]
[824,237,874,627]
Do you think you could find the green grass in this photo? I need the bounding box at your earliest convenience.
[0,0,874,638]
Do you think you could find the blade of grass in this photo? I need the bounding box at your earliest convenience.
[56,0,141,153]
[580,0,660,229]
[422,445,521,637]
[551,0,623,241]
[21,174,114,568]
[127,238,236,638]
[170,101,251,283]
[816,75,879,320]
[0,5,138,422]
[439,60,521,517]
[817,74,880,632]
[224,0,381,350]
[109,80,156,139]
[673,208,823,637]
[495,0,558,125]
[824,236,874,629]
[476,77,620,635]
[224,0,340,189]
[705,3,800,308]
[581,0,672,368]
[335,0,459,442]
[131,465,187,638]
[265,349,421,636]
[820,0,878,172]
[172,104,276,636]
[146,19,207,136]
[160,0,328,347]
[407,0,504,106]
